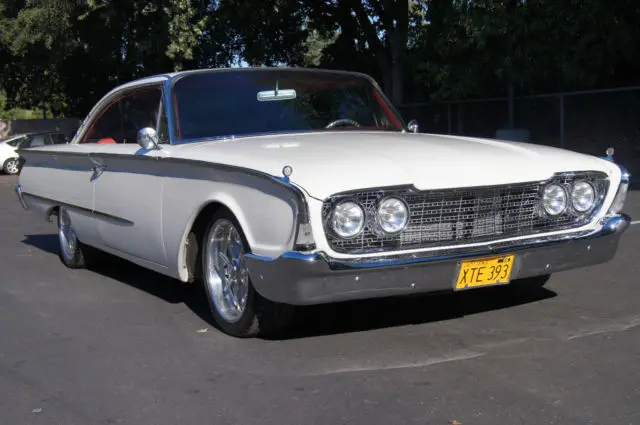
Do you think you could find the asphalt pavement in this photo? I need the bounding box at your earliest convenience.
[1,173,639,425]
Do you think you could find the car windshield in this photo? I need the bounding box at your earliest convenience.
[171,69,405,141]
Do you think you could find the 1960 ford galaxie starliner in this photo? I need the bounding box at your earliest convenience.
[15,68,631,337]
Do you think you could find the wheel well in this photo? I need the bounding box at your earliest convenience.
[184,202,233,282]
[46,206,60,223]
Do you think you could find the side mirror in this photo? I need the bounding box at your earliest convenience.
[407,119,419,133]
[137,127,159,150]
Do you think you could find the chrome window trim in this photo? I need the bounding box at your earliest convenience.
[68,80,167,146]
[165,68,408,144]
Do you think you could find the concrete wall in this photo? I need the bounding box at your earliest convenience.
[0,118,80,138]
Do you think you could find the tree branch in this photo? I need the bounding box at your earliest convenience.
[344,0,386,58]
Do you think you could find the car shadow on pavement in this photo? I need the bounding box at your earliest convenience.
[22,234,59,254]
[22,233,212,317]
[22,233,558,339]
[277,285,557,340]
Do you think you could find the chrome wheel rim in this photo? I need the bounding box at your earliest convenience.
[58,208,77,260]
[204,219,249,323]
[5,159,19,174]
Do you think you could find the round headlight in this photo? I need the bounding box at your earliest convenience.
[542,184,567,216]
[377,197,409,234]
[571,180,596,213]
[331,201,365,238]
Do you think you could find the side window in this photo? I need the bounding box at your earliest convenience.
[17,136,32,148]
[82,102,123,143]
[119,87,163,144]
[29,135,45,147]
[7,136,26,147]
[81,85,162,144]
[50,133,67,144]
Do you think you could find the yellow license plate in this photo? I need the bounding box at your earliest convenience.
[455,254,515,290]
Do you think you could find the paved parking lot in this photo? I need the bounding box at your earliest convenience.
[1,173,639,425]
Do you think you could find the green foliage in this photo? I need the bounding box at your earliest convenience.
[166,0,208,71]
[416,0,640,101]
[1,0,640,117]
[0,90,46,119]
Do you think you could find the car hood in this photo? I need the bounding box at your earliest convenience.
[173,131,616,200]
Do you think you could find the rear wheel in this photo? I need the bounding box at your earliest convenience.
[202,211,294,338]
[3,157,20,175]
[57,207,100,269]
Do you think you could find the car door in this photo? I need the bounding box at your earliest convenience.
[17,133,101,247]
[88,84,169,266]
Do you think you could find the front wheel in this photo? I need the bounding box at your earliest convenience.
[202,211,294,338]
[3,157,21,175]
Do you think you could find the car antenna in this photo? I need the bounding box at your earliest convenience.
[275,79,279,96]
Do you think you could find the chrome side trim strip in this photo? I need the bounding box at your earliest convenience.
[19,149,310,223]
[20,191,134,225]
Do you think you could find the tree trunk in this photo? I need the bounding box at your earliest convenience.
[389,59,403,106]
[388,0,409,106]
[507,81,515,128]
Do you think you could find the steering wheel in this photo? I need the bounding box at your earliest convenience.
[325,118,361,129]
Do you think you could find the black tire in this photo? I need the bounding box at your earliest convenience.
[2,157,21,175]
[56,207,101,269]
[201,210,294,338]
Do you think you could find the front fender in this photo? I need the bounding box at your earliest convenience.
[161,166,308,282]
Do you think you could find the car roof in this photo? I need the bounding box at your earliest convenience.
[114,66,375,91]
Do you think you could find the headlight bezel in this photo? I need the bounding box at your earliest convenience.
[541,183,568,216]
[330,199,366,239]
[570,179,597,214]
[607,164,630,215]
[376,196,410,235]
[539,173,609,219]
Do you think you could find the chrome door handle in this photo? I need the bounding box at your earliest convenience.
[89,156,106,174]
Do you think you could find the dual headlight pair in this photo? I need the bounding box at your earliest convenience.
[541,179,598,216]
[331,179,603,239]
[331,197,408,239]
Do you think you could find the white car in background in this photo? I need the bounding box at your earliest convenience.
[0,132,68,174]
[0,134,29,175]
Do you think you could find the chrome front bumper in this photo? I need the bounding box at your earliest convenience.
[247,214,631,305]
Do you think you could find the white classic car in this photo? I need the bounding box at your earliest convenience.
[15,68,631,337]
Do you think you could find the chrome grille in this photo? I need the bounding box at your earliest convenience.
[322,173,609,254]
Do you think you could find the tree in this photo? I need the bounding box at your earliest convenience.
[305,0,423,105]
[415,0,640,103]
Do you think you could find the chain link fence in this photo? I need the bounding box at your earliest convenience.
[398,86,640,183]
